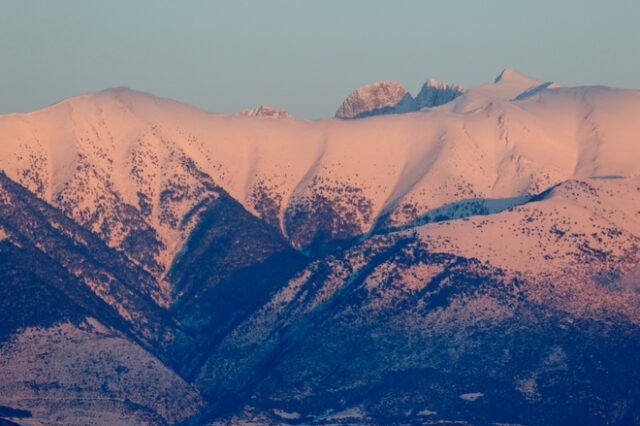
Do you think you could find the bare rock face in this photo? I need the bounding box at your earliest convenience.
[414,79,464,109]
[238,104,291,119]
[335,81,415,119]
[336,79,463,119]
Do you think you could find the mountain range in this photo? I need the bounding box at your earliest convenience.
[0,69,639,425]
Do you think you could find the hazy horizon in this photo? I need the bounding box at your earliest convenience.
[2,0,639,118]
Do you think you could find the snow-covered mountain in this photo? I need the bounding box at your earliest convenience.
[1,69,639,425]
[1,69,638,272]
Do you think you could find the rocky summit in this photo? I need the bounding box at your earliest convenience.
[335,78,464,119]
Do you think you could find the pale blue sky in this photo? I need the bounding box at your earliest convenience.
[1,1,639,118]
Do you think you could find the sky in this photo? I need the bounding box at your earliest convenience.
[1,1,639,118]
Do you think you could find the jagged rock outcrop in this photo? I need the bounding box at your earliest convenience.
[238,104,291,119]
[335,80,415,119]
[336,78,464,119]
[414,79,464,109]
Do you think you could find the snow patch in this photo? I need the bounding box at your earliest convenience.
[272,409,301,420]
[459,392,484,401]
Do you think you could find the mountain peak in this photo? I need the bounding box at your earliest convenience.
[335,81,413,119]
[494,68,540,85]
[415,79,464,109]
[237,104,291,119]
[97,86,159,100]
[423,78,463,91]
[101,86,137,93]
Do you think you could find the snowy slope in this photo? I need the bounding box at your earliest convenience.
[0,70,639,272]
[418,178,640,274]
[0,320,202,426]
[414,177,640,323]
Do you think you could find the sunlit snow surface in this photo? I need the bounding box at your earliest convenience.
[1,69,639,425]
[1,69,638,275]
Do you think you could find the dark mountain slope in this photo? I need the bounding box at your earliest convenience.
[198,234,640,425]
[0,173,204,425]
[0,171,194,367]
[168,194,309,381]
[0,240,89,342]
